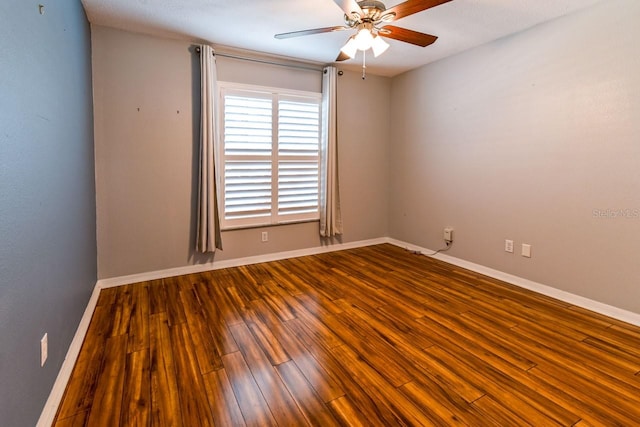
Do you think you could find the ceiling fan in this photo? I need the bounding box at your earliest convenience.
[275,0,452,62]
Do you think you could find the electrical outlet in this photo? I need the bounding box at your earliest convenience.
[261,231,268,242]
[443,227,454,243]
[41,333,48,367]
[522,243,532,258]
[505,239,514,253]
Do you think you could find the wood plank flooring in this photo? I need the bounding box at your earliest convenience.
[53,244,640,426]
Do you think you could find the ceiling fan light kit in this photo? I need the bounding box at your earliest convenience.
[340,23,390,59]
[275,0,452,65]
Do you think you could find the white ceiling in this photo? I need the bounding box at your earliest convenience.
[81,0,605,77]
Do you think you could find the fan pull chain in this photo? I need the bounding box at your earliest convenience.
[362,51,367,80]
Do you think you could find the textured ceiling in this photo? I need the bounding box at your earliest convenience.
[81,0,606,77]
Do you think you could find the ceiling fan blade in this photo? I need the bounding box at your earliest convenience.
[336,51,351,62]
[379,25,438,47]
[385,0,452,21]
[275,26,349,39]
[333,0,363,16]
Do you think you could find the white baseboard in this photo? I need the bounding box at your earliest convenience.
[97,237,388,289]
[386,238,640,327]
[37,282,102,427]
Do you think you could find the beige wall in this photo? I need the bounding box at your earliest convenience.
[92,26,390,279]
[389,0,640,313]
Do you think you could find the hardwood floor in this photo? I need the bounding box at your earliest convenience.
[53,244,640,426]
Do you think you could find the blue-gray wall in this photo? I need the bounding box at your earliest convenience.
[0,0,96,425]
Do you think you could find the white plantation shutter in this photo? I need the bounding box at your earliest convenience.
[224,95,272,156]
[278,160,319,215]
[278,99,320,218]
[278,100,320,156]
[219,85,320,228]
[224,161,272,220]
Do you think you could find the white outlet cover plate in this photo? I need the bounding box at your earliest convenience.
[522,244,532,258]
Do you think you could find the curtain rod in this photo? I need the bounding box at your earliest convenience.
[195,46,323,73]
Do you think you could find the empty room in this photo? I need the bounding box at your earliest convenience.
[2,0,640,425]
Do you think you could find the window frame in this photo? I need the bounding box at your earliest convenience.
[217,82,322,230]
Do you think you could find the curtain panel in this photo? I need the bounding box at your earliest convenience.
[319,66,343,237]
[196,45,222,252]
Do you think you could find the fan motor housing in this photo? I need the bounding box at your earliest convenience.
[346,0,387,26]
[359,0,386,19]
[358,0,386,11]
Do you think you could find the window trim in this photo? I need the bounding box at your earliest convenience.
[217,82,322,230]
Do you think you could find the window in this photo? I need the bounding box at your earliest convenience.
[218,83,321,229]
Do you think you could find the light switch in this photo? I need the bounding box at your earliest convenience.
[505,240,514,253]
[522,244,531,258]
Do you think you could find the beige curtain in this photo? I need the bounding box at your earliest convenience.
[319,66,343,237]
[196,45,222,252]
